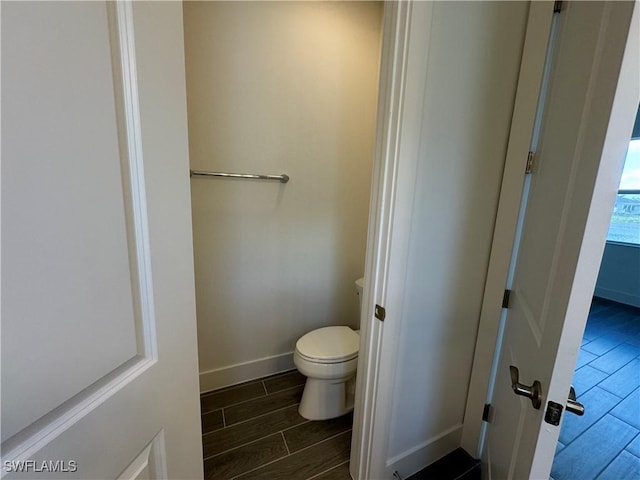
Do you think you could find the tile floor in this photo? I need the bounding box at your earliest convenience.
[551,298,640,480]
[407,448,480,480]
[200,370,352,479]
[199,298,638,480]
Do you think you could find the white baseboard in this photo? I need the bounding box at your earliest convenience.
[199,352,295,394]
[385,425,463,479]
[594,287,640,308]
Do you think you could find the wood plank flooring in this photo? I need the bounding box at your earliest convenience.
[199,300,638,480]
[551,298,640,480]
[200,370,352,479]
[406,448,480,480]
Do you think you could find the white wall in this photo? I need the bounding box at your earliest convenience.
[386,1,529,472]
[595,243,640,306]
[183,1,382,391]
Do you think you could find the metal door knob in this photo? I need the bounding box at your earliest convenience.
[566,386,585,416]
[509,365,542,409]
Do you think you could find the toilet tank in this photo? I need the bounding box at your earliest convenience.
[355,277,364,313]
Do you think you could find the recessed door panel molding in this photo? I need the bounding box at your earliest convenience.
[514,292,543,347]
[1,0,157,459]
[117,431,167,480]
[108,1,158,362]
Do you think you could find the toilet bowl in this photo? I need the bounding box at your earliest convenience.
[294,278,364,420]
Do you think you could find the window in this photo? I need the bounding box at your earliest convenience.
[606,138,640,245]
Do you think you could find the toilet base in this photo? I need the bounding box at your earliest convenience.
[298,375,356,420]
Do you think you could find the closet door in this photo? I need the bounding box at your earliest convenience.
[1,2,202,478]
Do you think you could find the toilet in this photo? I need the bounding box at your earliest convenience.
[294,277,364,420]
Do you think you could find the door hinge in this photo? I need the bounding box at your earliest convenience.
[553,1,563,13]
[525,151,535,174]
[502,289,512,309]
[375,304,386,321]
[482,403,493,422]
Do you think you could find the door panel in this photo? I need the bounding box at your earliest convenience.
[1,2,202,478]
[2,0,143,443]
[484,2,638,479]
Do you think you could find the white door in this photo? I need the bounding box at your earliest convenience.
[1,2,203,479]
[484,2,639,479]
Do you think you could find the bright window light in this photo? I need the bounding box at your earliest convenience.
[606,139,640,245]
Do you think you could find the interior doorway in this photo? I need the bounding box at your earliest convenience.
[182,2,383,477]
[551,113,640,480]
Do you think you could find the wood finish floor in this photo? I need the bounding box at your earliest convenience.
[406,448,480,480]
[199,300,638,480]
[200,370,352,479]
[551,298,640,480]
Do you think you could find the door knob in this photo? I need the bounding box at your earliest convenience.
[566,386,585,416]
[509,365,542,409]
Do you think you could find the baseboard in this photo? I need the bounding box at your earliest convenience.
[199,351,295,393]
[385,424,463,479]
[593,287,640,308]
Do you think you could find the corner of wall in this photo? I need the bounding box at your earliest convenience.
[199,352,295,393]
[385,425,463,479]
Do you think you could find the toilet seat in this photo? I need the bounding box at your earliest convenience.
[295,326,359,364]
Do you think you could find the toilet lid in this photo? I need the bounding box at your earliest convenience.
[296,326,359,363]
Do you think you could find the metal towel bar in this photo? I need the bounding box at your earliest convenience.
[190,170,289,184]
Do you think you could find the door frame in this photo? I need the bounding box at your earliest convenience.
[350,1,434,478]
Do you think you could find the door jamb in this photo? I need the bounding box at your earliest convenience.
[350,1,434,478]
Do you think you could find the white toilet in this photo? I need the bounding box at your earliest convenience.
[294,277,364,420]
